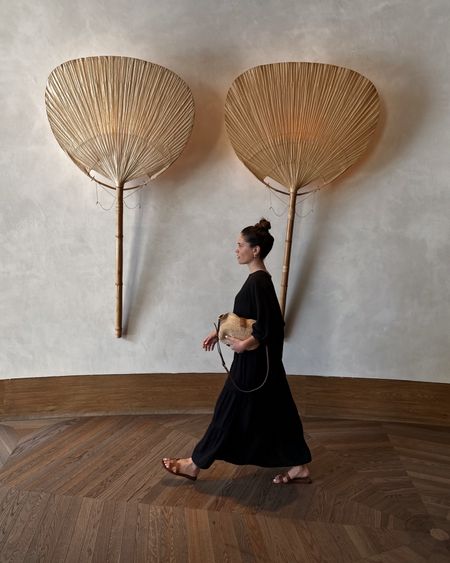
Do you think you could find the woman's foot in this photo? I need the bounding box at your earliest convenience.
[162,457,199,481]
[272,465,311,484]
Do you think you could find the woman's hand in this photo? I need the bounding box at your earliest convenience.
[202,330,218,351]
[225,335,258,354]
[225,336,245,353]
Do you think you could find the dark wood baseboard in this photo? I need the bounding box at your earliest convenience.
[0,373,448,426]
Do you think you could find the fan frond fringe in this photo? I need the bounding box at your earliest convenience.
[45,56,195,188]
[224,62,379,194]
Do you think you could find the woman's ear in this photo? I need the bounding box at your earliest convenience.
[253,245,261,258]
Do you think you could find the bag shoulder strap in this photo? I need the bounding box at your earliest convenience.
[214,319,269,393]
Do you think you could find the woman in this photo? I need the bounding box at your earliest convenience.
[162,219,312,484]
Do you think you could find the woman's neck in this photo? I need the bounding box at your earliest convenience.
[248,259,266,273]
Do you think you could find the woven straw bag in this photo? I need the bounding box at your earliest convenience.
[217,313,259,351]
[216,313,269,393]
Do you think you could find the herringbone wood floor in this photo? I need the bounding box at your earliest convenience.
[0,415,448,562]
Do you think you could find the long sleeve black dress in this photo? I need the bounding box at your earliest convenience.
[191,270,312,469]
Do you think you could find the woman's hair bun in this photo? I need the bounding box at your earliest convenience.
[256,218,271,231]
[242,217,274,259]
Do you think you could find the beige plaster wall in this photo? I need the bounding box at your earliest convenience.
[1,0,449,382]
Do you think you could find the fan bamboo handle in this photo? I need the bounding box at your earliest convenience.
[279,190,298,318]
[115,186,124,338]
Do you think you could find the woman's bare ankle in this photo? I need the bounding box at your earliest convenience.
[289,465,309,479]
[187,458,200,475]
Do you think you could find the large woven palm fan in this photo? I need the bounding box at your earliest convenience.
[225,62,380,317]
[45,56,195,337]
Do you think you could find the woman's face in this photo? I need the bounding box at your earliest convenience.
[235,234,257,265]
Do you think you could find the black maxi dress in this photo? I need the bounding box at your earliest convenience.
[192,270,312,469]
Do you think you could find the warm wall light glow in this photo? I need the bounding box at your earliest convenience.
[225,62,380,317]
[45,56,195,337]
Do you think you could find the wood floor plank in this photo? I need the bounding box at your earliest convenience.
[208,510,243,563]
[76,497,104,563]
[118,497,139,562]
[52,417,156,497]
[343,525,424,561]
[356,545,428,562]
[25,417,141,494]
[0,418,109,487]
[147,506,189,563]
[94,499,127,563]
[4,419,81,466]
[79,423,177,501]
[90,499,118,562]
[2,419,71,449]
[231,511,270,562]
[257,514,313,562]
[59,499,95,563]
[0,414,448,562]
[0,484,14,513]
[0,487,29,550]
[23,493,74,563]
[0,490,49,562]
[185,507,215,563]
[0,426,18,466]
[46,495,83,562]
[134,503,151,562]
